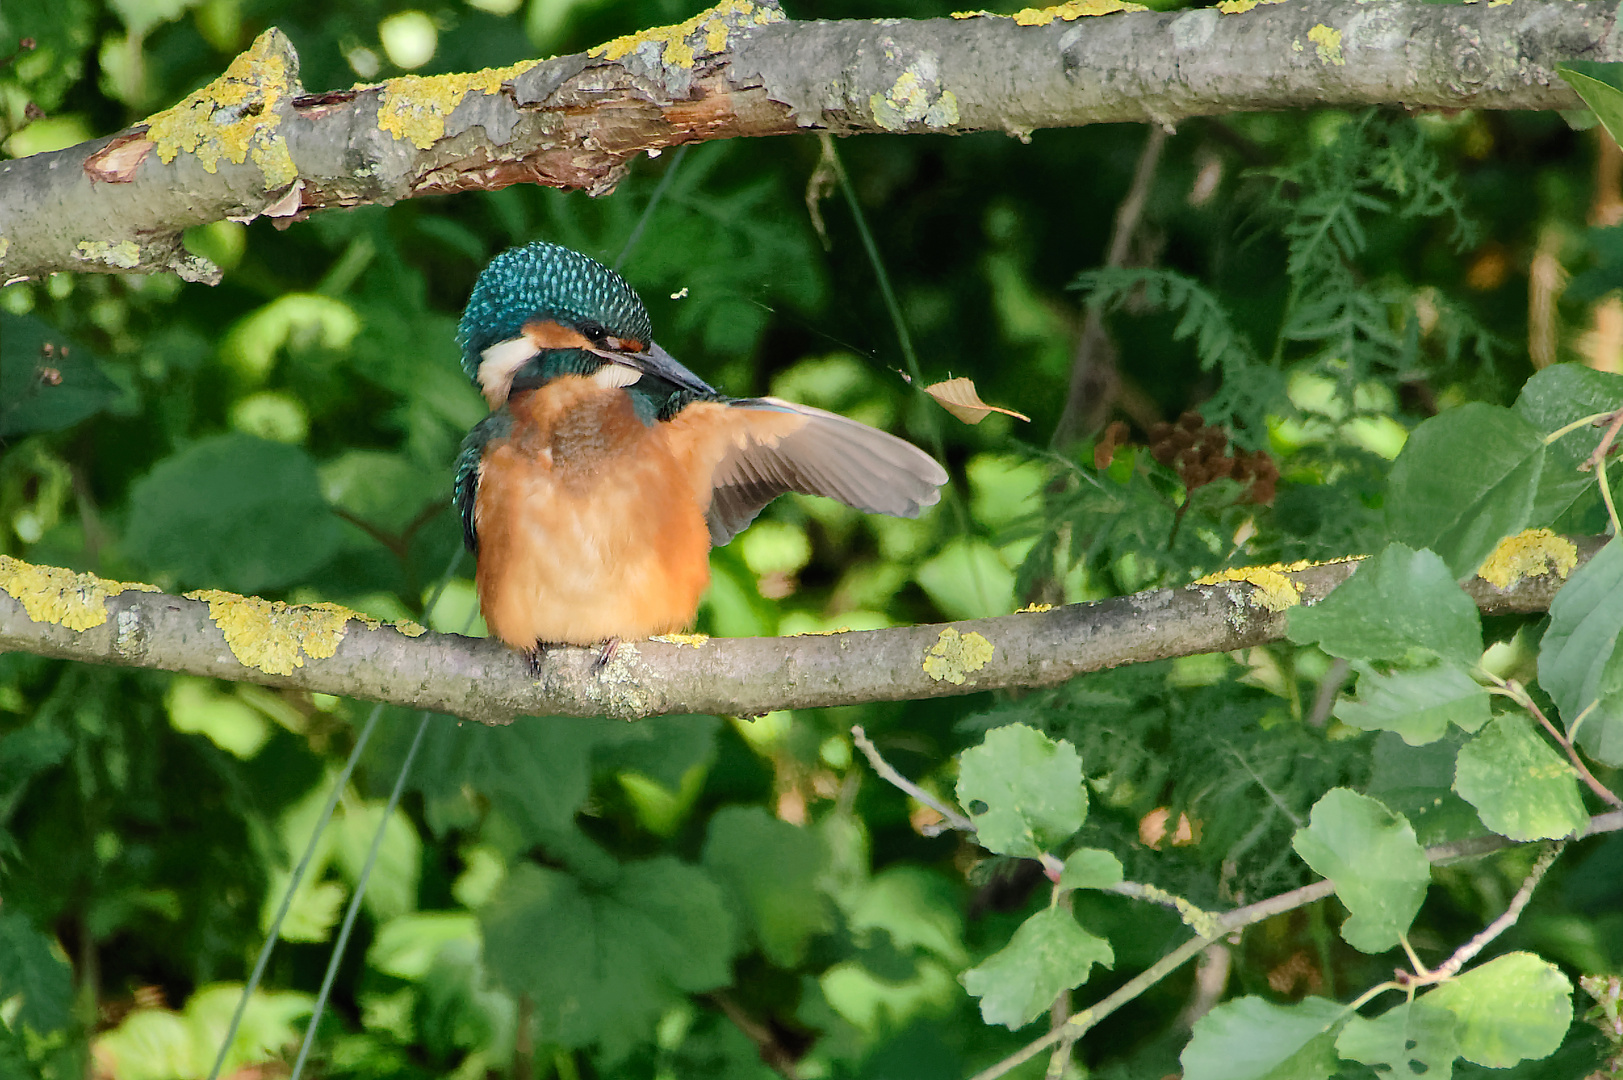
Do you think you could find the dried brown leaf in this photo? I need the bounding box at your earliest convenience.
[922,377,1030,425]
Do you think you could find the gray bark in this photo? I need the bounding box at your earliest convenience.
[0,0,1612,283]
[0,537,1599,724]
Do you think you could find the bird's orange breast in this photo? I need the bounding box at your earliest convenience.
[474,377,714,648]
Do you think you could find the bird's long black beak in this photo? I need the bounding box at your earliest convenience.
[589,341,718,397]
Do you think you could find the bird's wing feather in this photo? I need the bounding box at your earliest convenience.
[697,397,948,545]
[454,411,513,553]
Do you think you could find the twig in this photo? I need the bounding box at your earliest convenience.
[1584,409,1623,536]
[1401,841,1565,987]
[967,814,1623,1080]
[1498,679,1623,811]
[1306,657,1351,729]
[711,992,802,1080]
[1054,125,1168,449]
[850,725,974,834]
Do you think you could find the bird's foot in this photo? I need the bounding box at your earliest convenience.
[522,642,552,676]
[594,638,621,670]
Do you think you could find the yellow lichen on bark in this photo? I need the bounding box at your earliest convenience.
[1215,0,1287,14]
[0,556,160,632]
[1476,529,1579,589]
[185,590,422,674]
[1193,564,1310,612]
[143,30,298,187]
[652,632,710,647]
[590,0,783,69]
[1307,23,1344,65]
[376,59,541,150]
[923,627,994,684]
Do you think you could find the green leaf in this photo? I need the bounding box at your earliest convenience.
[1334,1000,1458,1080]
[1424,952,1573,1067]
[1539,538,1623,766]
[1453,715,1587,841]
[1291,788,1430,953]
[480,858,738,1048]
[367,912,479,980]
[701,805,832,968]
[1513,363,1623,524]
[1334,661,1490,745]
[1558,63,1623,157]
[0,314,121,437]
[1287,544,1482,666]
[961,906,1113,1029]
[406,714,603,842]
[1058,848,1123,891]
[955,724,1087,859]
[1385,404,1544,578]
[123,433,341,593]
[331,801,422,922]
[0,912,72,1034]
[1182,996,1345,1080]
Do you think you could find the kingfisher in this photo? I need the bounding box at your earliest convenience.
[453,241,948,660]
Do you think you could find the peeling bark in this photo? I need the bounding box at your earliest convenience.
[0,538,1599,725]
[0,0,1613,283]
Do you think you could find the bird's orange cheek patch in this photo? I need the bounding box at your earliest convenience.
[523,320,594,350]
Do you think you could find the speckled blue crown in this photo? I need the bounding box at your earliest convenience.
[458,242,653,380]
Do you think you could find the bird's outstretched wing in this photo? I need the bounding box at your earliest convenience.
[700,398,949,545]
[453,411,513,553]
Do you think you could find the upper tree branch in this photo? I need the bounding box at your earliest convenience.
[0,0,1611,283]
[0,536,1600,725]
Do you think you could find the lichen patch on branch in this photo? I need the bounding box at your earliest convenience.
[1214,0,1288,14]
[142,30,299,188]
[952,0,1144,22]
[185,589,423,675]
[1307,23,1345,65]
[590,0,783,70]
[74,240,143,269]
[1476,529,1579,590]
[923,626,995,684]
[376,59,542,150]
[870,65,960,130]
[1192,563,1309,612]
[0,556,160,633]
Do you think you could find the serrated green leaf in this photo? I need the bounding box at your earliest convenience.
[961,906,1113,1029]
[1385,404,1544,578]
[1287,544,1482,666]
[956,724,1087,858]
[1335,661,1489,745]
[1335,1000,1458,1080]
[367,912,479,980]
[1513,363,1623,524]
[1424,952,1572,1067]
[1292,788,1430,953]
[480,858,737,1048]
[1182,995,1345,1080]
[1453,715,1587,841]
[123,433,340,593]
[1539,538,1623,766]
[1559,63,1623,158]
[331,800,421,922]
[702,805,831,968]
[407,714,603,841]
[1058,847,1123,891]
[0,912,72,1034]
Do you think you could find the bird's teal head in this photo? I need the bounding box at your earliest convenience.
[459,242,654,404]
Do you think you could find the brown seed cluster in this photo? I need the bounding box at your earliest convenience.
[1146,411,1278,504]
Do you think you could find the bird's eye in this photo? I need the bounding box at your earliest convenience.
[579,321,608,344]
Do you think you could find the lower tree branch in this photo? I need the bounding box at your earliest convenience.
[0,536,1602,724]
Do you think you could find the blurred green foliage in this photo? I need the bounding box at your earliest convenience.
[5,0,1623,1076]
